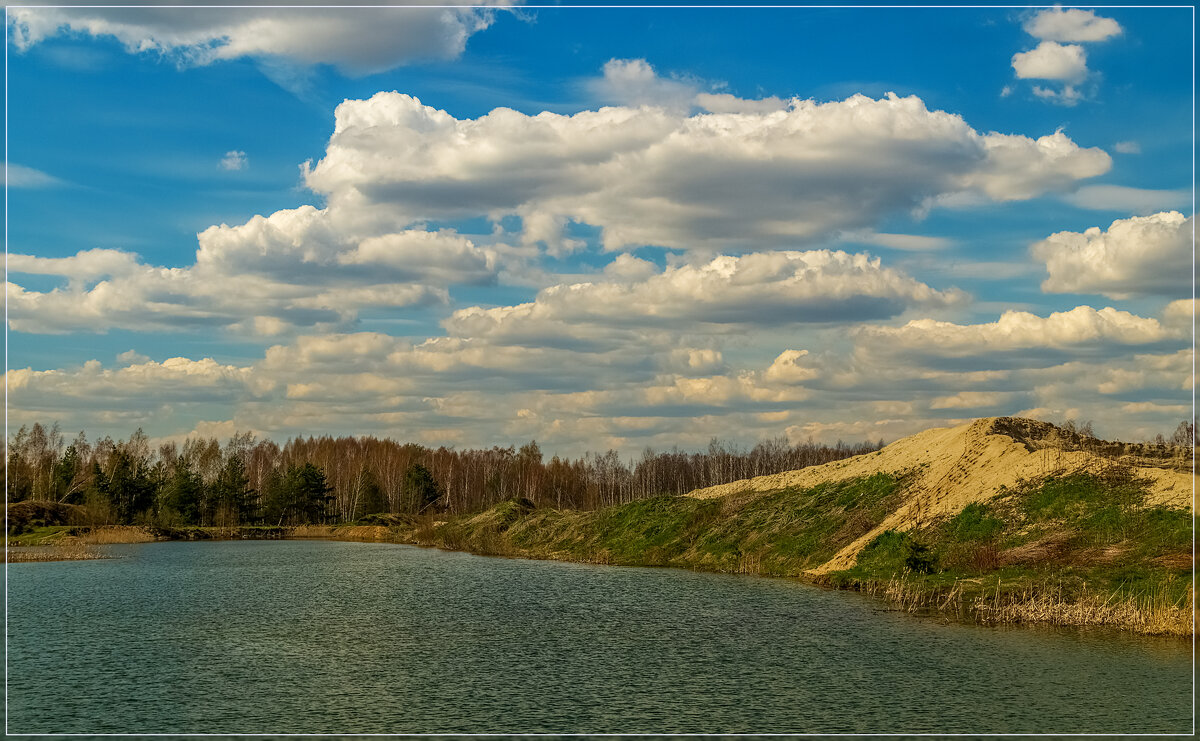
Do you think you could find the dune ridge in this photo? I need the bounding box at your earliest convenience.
[686,417,1193,573]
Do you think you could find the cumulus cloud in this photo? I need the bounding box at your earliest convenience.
[303,90,1110,252]
[588,58,700,110]
[442,250,966,348]
[1012,41,1088,82]
[1024,8,1122,43]
[1031,211,1193,299]
[855,306,1181,360]
[1011,9,1120,105]
[9,309,1191,455]
[6,206,498,334]
[8,356,261,416]
[8,3,507,76]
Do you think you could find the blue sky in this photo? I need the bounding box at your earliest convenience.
[5,3,1195,453]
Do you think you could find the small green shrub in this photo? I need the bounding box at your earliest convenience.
[903,538,937,574]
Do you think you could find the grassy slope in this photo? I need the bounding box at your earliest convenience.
[415,473,903,576]
[830,469,1192,633]
[397,469,1193,635]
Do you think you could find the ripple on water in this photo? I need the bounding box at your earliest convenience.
[7,539,1191,734]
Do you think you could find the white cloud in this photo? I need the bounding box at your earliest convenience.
[442,250,966,347]
[220,150,247,171]
[6,207,498,334]
[1011,9,1121,106]
[9,310,1191,455]
[588,58,700,110]
[7,357,261,416]
[303,90,1110,253]
[1031,211,1193,299]
[8,4,508,76]
[1161,299,1195,333]
[929,391,1013,410]
[1031,84,1084,107]
[1012,41,1088,82]
[1062,185,1190,214]
[694,92,788,114]
[6,162,65,188]
[1024,8,1122,43]
[116,350,151,365]
[855,306,1181,359]
[961,130,1109,201]
[8,248,141,283]
[1113,140,1141,155]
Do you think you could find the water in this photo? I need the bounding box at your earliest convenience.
[7,540,1192,734]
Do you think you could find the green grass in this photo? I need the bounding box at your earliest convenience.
[7,525,73,546]
[414,473,904,576]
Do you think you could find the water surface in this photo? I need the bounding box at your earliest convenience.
[8,540,1191,734]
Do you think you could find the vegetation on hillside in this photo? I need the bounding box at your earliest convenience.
[827,469,1193,633]
[393,468,1193,635]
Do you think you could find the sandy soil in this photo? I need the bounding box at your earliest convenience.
[687,417,1194,574]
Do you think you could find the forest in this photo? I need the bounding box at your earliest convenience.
[4,422,885,527]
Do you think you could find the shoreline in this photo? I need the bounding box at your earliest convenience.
[11,521,1191,639]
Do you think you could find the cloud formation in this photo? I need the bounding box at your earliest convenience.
[9,299,1187,455]
[304,88,1110,252]
[444,250,965,348]
[8,3,507,75]
[1012,41,1088,83]
[1031,211,1193,299]
[1024,8,1122,43]
[1011,8,1121,105]
[6,206,498,334]
[855,306,1181,360]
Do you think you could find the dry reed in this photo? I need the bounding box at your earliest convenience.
[8,541,106,562]
[74,526,158,544]
[974,582,1193,637]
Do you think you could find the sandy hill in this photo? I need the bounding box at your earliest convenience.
[687,417,1193,573]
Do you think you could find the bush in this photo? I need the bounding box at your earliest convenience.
[903,538,937,574]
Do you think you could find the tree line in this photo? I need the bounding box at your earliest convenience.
[5,423,886,527]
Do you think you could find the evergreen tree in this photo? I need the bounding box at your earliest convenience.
[106,449,156,524]
[264,463,332,525]
[402,463,441,513]
[212,455,256,525]
[161,459,203,525]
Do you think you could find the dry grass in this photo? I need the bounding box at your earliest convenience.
[8,542,106,562]
[289,524,339,538]
[290,524,392,541]
[74,526,159,544]
[974,581,1193,637]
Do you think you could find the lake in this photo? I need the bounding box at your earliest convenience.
[7,540,1192,734]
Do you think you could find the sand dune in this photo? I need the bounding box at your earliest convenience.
[687,417,1193,573]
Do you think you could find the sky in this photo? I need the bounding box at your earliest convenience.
[4,2,1195,456]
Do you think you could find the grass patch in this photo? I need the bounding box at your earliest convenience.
[404,474,904,577]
